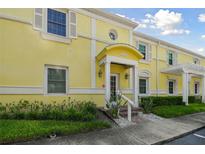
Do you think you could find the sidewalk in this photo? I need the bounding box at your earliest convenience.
[17,112,205,145]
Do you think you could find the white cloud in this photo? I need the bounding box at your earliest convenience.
[138,23,147,28]
[137,9,190,35]
[201,35,205,39]
[198,14,205,22]
[198,48,204,52]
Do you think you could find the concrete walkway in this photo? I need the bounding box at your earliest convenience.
[17,112,205,145]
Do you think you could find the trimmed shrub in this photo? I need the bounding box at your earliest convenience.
[140,96,202,107]
[0,98,97,121]
[141,97,153,113]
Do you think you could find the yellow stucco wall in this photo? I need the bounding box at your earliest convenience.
[0,8,205,106]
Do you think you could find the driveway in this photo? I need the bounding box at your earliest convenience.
[16,112,205,145]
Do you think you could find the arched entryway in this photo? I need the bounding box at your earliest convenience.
[96,43,144,108]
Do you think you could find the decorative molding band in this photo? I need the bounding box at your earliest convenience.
[0,86,182,96]
[69,88,104,94]
[0,13,32,25]
[0,86,43,94]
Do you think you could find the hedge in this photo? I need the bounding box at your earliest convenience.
[0,98,97,121]
[140,96,202,107]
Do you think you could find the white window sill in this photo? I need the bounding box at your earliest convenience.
[139,59,151,64]
[41,32,71,44]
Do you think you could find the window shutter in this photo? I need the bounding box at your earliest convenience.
[174,52,178,65]
[147,44,152,61]
[167,50,169,64]
[68,11,77,38]
[34,8,43,30]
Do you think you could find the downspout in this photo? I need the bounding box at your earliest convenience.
[156,41,160,96]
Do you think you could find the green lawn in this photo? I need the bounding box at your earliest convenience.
[152,103,205,118]
[0,120,111,144]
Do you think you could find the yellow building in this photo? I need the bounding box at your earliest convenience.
[1,8,205,108]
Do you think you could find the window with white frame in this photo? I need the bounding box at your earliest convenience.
[193,58,200,65]
[139,78,148,94]
[194,82,200,95]
[168,51,174,65]
[46,66,68,94]
[168,80,176,94]
[34,8,77,40]
[138,43,147,60]
[47,9,67,37]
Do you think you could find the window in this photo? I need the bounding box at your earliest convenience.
[139,44,146,60]
[109,29,118,40]
[193,58,200,65]
[46,67,67,94]
[47,9,67,37]
[168,80,175,94]
[194,82,199,95]
[168,52,173,65]
[139,79,147,94]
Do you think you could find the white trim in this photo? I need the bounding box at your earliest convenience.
[0,86,180,95]
[91,18,96,88]
[167,79,177,95]
[40,8,71,43]
[139,77,150,95]
[44,65,69,96]
[0,13,32,25]
[69,88,104,94]
[0,86,43,94]
[106,55,138,66]
[41,32,71,44]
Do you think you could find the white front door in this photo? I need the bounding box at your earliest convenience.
[110,74,119,100]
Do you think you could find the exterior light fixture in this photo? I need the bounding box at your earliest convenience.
[125,73,129,80]
[98,69,102,78]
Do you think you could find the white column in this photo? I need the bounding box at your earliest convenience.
[132,65,139,107]
[105,61,110,107]
[182,72,189,105]
[202,75,205,103]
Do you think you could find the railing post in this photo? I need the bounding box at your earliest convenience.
[128,103,131,121]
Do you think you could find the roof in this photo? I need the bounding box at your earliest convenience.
[134,31,205,59]
[83,9,139,28]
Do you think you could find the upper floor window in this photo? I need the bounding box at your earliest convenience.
[47,9,67,37]
[168,51,174,65]
[109,29,118,41]
[34,8,77,42]
[139,43,147,60]
[46,66,68,94]
[193,58,200,65]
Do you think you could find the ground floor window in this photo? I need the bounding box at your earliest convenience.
[46,65,68,94]
[139,78,148,94]
[168,80,176,94]
[194,82,200,95]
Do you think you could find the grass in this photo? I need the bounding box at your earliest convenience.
[0,120,111,144]
[152,103,205,118]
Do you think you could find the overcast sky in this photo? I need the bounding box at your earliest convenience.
[105,8,205,56]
